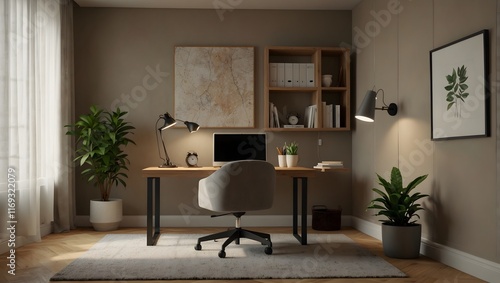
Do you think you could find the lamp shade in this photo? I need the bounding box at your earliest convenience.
[159,112,177,131]
[355,90,376,122]
[185,121,200,133]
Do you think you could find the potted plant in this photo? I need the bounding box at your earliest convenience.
[367,167,428,258]
[284,142,298,167]
[66,105,135,231]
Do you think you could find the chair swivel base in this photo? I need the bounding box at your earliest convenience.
[194,227,273,258]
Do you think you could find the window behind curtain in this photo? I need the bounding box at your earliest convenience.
[0,0,64,252]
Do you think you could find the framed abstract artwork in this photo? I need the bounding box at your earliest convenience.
[430,30,490,140]
[174,46,255,128]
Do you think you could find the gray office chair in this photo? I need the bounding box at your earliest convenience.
[194,160,275,258]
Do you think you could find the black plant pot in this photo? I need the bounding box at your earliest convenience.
[381,223,422,259]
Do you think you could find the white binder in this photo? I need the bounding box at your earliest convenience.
[277,63,285,87]
[284,63,293,87]
[269,63,278,87]
[292,63,300,87]
[306,63,315,87]
[299,63,307,87]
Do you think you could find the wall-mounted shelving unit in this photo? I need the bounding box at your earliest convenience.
[264,46,351,132]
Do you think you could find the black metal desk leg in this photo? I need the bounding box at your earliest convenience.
[292,177,298,237]
[292,177,308,245]
[146,177,161,246]
[301,177,308,245]
[147,177,153,245]
[154,177,160,237]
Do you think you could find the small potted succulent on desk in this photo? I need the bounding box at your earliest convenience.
[285,141,299,168]
[367,167,428,259]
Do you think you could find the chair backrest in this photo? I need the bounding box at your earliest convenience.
[198,160,276,212]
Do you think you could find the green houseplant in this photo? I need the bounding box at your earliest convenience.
[367,167,428,258]
[285,141,298,155]
[284,142,299,167]
[66,105,135,231]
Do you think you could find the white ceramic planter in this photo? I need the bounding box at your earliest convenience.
[277,155,287,167]
[89,198,122,231]
[286,155,298,167]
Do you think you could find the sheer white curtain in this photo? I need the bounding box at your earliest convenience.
[0,0,74,254]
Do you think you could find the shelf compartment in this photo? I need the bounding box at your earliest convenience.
[320,91,348,129]
[268,91,318,129]
[320,48,349,88]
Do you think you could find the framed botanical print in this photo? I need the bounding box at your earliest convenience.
[430,30,490,140]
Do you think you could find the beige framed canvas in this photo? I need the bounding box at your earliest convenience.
[174,46,255,128]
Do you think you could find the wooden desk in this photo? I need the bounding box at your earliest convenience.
[141,166,333,246]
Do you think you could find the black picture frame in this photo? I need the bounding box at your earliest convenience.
[430,29,490,140]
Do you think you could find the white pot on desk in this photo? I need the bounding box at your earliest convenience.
[278,155,287,167]
[286,155,298,167]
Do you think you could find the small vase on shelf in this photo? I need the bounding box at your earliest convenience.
[322,74,333,87]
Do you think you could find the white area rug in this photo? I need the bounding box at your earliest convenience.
[51,233,406,280]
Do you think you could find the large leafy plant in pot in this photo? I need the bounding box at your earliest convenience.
[367,167,428,258]
[66,106,135,230]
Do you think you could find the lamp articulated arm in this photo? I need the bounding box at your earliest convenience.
[159,128,175,167]
[374,89,398,116]
[155,112,200,168]
[155,115,177,168]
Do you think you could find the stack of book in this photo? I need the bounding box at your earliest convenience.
[304,105,318,128]
[304,104,341,129]
[313,161,344,169]
[269,102,282,128]
[322,102,341,128]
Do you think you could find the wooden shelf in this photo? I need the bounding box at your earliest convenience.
[264,46,351,131]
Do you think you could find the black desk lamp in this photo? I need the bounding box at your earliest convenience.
[156,112,200,168]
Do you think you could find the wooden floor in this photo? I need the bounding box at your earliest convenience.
[0,227,485,283]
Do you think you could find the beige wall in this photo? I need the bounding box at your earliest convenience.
[73,8,353,217]
[353,0,498,263]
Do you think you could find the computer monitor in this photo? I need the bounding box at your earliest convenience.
[212,133,267,166]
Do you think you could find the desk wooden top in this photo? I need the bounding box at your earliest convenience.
[141,166,347,178]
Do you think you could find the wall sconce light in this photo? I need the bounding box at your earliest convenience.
[156,112,200,167]
[355,89,398,122]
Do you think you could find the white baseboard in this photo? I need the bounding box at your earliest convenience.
[75,214,352,228]
[351,216,500,283]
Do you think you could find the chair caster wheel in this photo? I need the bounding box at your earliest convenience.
[194,244,201,251]
[218,250,226,258]
[265,247,273,255]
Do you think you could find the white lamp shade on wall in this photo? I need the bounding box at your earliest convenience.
[355,89,398,122]
[355,90,377,122]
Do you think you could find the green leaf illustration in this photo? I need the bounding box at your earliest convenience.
[444,65,469,118]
